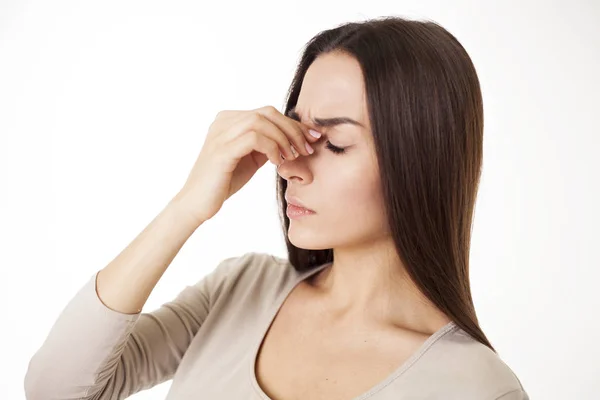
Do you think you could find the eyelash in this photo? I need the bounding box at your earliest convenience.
[325,140,346,155]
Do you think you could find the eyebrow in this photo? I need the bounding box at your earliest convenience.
[286,107,365,129]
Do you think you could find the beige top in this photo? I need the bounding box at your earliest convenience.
[24,252,529,400]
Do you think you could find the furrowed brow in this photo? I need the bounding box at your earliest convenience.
[286,107,364,129]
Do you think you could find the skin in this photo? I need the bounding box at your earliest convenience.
[277,50,452,336]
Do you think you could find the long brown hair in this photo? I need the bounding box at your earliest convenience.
[276,16,493,352]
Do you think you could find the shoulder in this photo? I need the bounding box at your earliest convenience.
[412,325,528,399]
[207,251,298,286]
[191,251,299,306]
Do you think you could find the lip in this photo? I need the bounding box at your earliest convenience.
[284,194,315,213]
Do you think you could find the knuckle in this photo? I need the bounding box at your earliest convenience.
[247,130,259,142]
[249,112,263,125]
[215,110,230,119]
[262,105,278,115]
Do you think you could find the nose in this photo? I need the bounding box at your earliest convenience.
[277,154,313,183]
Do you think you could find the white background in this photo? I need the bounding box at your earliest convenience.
[1,1,599,399]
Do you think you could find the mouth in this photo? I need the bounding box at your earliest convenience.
[286,203,316,219]
[284,194,316,219]
[284,194,315,212]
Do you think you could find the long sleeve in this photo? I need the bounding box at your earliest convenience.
[495,389,529,400]
[24,256,241,400]
[24,252,530,399]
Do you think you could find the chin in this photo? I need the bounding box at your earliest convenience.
[287,226,327,250]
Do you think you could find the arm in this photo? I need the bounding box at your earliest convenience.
[495,388,530,400]
[95,192,203,315]
[24,194,211,399]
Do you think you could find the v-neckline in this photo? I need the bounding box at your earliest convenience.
[247,261,457,400]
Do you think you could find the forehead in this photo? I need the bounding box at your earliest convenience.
[295,52,369,126]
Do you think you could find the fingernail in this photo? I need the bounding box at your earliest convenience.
[309,129,321,139]
[305,142,314,154]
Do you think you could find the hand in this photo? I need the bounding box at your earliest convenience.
[173,105,320,225]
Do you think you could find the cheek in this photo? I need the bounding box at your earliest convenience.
[328,166,382,213]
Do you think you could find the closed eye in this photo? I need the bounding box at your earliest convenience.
[285,109,348,155]
[325,140,346,155]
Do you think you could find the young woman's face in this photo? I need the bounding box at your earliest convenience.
[278,51,390,250]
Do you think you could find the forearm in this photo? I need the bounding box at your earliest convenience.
[96,194,202,314]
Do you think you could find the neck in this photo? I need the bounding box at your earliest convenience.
[307,239,451,335]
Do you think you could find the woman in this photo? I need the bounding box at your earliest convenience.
[25,16,528,399]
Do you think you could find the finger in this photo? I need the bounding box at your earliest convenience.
[232,130,283,167]
[207,110,248,140]
[214,110,245,120]
[225,113,298,160]
[256,105,317,156]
